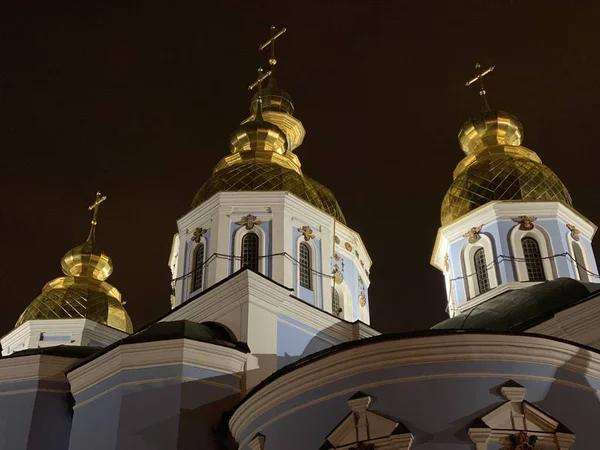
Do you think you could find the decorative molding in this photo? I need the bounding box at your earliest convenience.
[0,354,77,385]
[236,214,263,230]
[297,225,315,241]
[230,333,600,440]
[191,227,207,243]
[566,223,581,241]
[68,338,249,398]
[463,225,483,243]
[512,215,537,231]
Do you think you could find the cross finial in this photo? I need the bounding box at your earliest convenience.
[87,191,107,242]
[259,25,287,67]
[465,63,495,112]
[248,67,272,118]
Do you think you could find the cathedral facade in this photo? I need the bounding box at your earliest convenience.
[1,31,600,450]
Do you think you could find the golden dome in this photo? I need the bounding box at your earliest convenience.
[229,115,288,156]
[441,111,572,225]
[15,193,133,333]
[192,70,345,224]
[191,161,346,224]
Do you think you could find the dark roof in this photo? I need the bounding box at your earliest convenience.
[432,278,600,332]
[67,320,249,374]
[0,345,100,360]
[121,320,249,352]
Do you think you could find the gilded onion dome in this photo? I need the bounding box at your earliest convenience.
[15,194,133,333]
[441,110,572,225]
[191,69,346,224]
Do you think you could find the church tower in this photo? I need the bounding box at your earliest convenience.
[1,193,132,355]
[431,65,599,317]
[168,27,372,325]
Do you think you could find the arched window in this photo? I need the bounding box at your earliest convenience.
[332,288,342,317]
[474,247,490,295]
[522,237,546,282]
[241,233,259,271]
[299,243,312,289]
[192,243,205,291]
[573,242,589,282]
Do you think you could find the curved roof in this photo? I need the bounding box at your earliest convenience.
[432,278,600,331]
[121,320,249,352]
[191,161,346,224]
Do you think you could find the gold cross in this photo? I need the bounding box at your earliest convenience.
[248,67,272,93]
[465,63,495,111]
[88,191,107,237]
[259,25,287,67]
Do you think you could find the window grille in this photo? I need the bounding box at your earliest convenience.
[193,243,205,291]
[332,288,342,317]
[573,242,589,282]
[474,247,490,295]
[522,237,546,282]
[299,243,311,289]
[242,233,259,272]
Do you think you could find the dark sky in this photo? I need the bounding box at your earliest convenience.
[1,1,599,335]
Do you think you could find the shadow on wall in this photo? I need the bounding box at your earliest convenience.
[114,373,243,450]
[537,347,600,449]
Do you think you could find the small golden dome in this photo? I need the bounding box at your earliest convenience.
[250,77,294,115]
[15,193,133,333]
[229,115,288,156]
[441,111,572,225]
[458,110,524,155]
[61,239,113,281]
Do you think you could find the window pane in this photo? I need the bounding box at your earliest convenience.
[242,233,259,272]
[522,237,546,282]
[474,248,490,295]
[299,244,311,289]
[193,243,204,291]
[332,288,342,317]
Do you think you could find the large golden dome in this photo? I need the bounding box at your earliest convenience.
[191,161,346,224]
[191,71,346,224]
[15,193,133,333]
[441,110,572,225]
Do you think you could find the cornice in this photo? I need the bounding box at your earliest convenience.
[457,282,542,314]
[0,355,77,384]
[68,338,249,397]
[230,333,600,440]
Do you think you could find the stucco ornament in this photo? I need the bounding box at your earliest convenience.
[444,253,450,272]
[191,227,207,243]
[512,215,537,231]
[463,225,483,244]
[333,270,344,285]
[236,214,262,230]
[566,223,581,241]
[297,225,315,241]
[505,431,538,449]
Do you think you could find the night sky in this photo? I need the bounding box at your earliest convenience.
[1,1,599,335]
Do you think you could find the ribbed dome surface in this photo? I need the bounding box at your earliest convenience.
[191,161,346,224]
[441,154,572,225]
[16,284,133,333]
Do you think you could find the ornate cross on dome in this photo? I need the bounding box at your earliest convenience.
[259,25,287,67]
[465,63,495,112]
[248,67,272,118]
[87,191,107,241]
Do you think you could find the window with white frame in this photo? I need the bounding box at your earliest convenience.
[474,247,491,294]
[299,243,312,289]
[242,233,259,271]
[192,242,205,291]
[522,237,546,282]
[332,287,342,317]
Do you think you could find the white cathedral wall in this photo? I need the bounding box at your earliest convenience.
[172,192,372,322]
[433,201,599,312]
